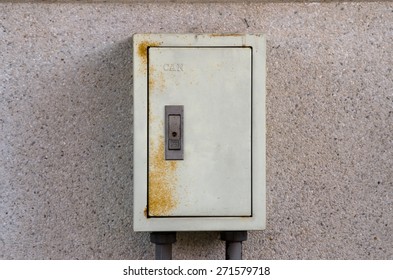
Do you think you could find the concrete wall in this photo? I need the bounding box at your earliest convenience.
[0,2,392,259]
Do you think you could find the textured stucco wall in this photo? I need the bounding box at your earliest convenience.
[0,2,392,259]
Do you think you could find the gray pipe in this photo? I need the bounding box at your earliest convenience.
[225,241,243,260]
[150,232,177,260]
[220,231,248,260]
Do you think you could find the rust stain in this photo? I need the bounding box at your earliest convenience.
[148,136,178,216]
[137,40,160,69]
[148,65,155,91]
[143,207,148,218]
[157,72,165,92]
[148,104,155,125]
[148,66,166,93]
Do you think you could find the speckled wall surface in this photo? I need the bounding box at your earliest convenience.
[0,2,392,259]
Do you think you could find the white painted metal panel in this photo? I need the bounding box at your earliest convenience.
[148,47,252,217]
[133,34,266,231]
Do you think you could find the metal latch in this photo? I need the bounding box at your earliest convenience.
[165,105,184,160]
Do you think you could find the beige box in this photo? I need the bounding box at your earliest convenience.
[133,34,266,232]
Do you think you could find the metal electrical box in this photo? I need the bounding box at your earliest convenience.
[133,34,266,231]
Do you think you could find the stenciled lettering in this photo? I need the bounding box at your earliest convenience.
[163,64,184,72]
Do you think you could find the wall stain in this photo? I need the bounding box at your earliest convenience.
[148,136,178,216]
[209,33,243,37]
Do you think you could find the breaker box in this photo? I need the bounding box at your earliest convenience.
[133,34,266,231]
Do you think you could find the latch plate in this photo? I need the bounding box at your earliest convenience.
[165,105,184,160]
